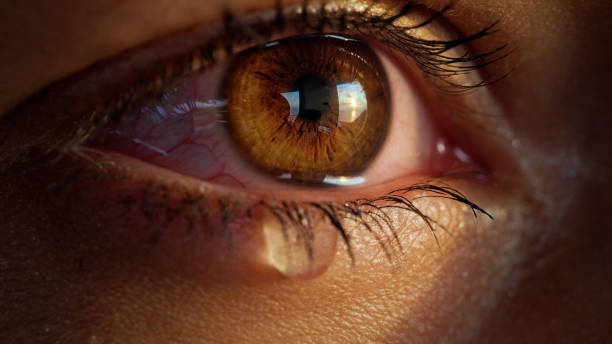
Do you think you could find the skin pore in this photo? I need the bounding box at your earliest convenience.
[1,0,611,343]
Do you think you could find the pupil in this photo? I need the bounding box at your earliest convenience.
[292,75,330,121]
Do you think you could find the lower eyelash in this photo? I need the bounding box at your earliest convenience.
[46,154,491,263]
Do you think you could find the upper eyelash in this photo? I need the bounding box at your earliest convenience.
[51,0,508,156]
[291,1,510,87]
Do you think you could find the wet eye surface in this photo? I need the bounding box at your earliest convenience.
[92,31,472,191]
[223,34,389,184]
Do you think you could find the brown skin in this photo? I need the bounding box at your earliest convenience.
[1,0,611,343]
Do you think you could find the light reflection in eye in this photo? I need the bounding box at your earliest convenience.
[322,175,366,186]
[280,81,368,126]
[337,81,367,125]
[278,173,366,186]
[280,91,300,122]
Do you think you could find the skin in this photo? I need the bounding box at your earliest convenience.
[1,0,611,343]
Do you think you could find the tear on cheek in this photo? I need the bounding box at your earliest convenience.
[253,205,338,278]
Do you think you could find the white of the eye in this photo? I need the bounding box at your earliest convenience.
[358,48,434,182]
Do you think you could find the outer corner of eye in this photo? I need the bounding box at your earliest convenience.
[356,39,482,188]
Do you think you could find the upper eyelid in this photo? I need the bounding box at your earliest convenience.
[15,0,505,110]
[104,2,503,112]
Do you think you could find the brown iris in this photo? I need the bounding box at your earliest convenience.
[222,34,390,184]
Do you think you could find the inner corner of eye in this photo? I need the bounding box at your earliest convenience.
[91,33,475,193]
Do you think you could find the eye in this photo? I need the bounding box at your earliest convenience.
[92,33,470,190]
[223,34,389,185]
[0,1,505,278]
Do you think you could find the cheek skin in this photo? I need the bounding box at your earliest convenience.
[454,2,612,341]
[0,150,524,342]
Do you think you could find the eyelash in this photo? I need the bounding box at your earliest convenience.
[19,0,504,261]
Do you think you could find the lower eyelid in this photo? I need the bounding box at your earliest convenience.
[44,149,489,281]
